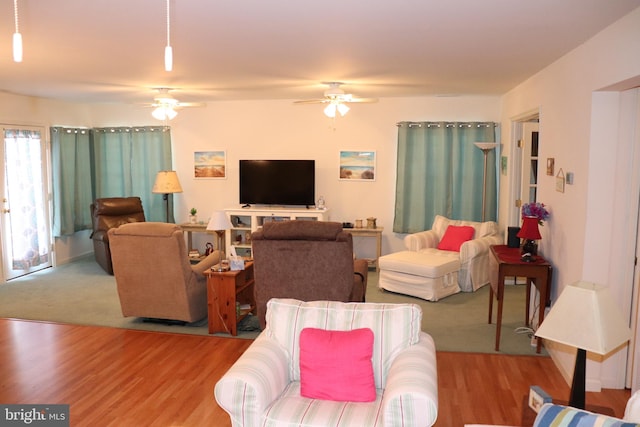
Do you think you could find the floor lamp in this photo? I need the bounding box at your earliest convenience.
[474,142,498,222]
[535,281,631,409]
[151,171,183,223]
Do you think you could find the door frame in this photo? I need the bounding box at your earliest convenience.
[508,109,540,228]
[0,124,53,281]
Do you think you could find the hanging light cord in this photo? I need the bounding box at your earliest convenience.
[12,0,23,62]
[14,0,19,34]
[164,0,173,71]
[166,0,171,49]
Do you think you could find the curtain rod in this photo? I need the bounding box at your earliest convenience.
[53,126,170,133]
[396,121,498,128]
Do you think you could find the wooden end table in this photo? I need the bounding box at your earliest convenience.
[205,261,256,336]
[489,245,552,353]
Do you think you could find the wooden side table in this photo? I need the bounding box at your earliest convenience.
[206,261,256,336]
[489,245,552,353]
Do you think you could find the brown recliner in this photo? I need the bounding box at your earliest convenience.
[90,197,146,274]
[251,220,368,329]
[108,222,222,323]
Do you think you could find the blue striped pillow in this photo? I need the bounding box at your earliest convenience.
[535,404,640,426]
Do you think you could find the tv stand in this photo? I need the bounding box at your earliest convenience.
[224,206,331,258]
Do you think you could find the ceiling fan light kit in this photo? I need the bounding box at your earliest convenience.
[324,102,350,118]
[152,105,178,121]
[295,82,377,118]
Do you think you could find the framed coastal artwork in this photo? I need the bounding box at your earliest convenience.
[339,150,376,181]
[194,150,226,179]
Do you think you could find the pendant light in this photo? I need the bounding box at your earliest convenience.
[164,0,172,72]
[13,0,22,63]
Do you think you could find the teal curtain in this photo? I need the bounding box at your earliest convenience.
[91,126,172,222]
[51,126,172,236]
[51,128,94,236]
[393,121,499,234]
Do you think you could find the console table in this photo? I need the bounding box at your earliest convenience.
[347,227,383,271]
[489,245,552,353]
[179,222,214,251]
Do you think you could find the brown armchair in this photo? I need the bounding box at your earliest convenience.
[107,222,222,323]
[251,220,368,329]
[90,197,146,274]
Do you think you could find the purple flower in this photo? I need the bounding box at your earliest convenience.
[521,202,550,225]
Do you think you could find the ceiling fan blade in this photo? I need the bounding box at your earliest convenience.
[293,99,330,105]
[176,102,206,108]
[344,97,378,103]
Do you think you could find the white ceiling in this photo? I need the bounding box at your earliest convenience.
[0,0,638,105]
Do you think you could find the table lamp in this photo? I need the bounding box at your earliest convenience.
[152,170,183,222]
[517,216,542,259]
[534,281,631,409]
[207,210,233,262]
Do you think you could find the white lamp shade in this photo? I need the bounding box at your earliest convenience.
[336,103,350,116]
[474,142,498,151]
[535,281,632,355]
[324,103,337,118]
[206,211,232,231]
[152,171,183,194]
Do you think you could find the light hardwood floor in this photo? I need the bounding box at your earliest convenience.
[0,318,630,426]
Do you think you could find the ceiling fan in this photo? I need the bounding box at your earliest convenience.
[144,88,205,120]
[294,82,378,117]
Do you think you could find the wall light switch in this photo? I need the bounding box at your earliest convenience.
[566,172,574,185]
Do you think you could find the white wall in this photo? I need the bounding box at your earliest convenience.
[500,6,640,390]
[0,93,500,265]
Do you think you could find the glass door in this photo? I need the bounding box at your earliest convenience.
[1,126,52,281]
[520,122,540,204]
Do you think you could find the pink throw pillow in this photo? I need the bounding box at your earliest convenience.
[299,327,375,402]
[437,225,475,252]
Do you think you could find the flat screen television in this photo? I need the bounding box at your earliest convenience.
[239,160,315,207]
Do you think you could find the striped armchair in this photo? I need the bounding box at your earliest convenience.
[214,298,439,427]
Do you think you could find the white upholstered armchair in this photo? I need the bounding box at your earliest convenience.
[379,215,503,301]
[214,298,439,427]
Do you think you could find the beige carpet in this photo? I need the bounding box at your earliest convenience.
[0,255,545,355]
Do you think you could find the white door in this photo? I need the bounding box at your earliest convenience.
[1,126,52,281]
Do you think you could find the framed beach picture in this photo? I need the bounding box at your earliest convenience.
[194,150,226,179]
[339,150,376,181]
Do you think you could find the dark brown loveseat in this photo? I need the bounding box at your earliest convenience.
[90,197,146,274]
[251,220,369,329]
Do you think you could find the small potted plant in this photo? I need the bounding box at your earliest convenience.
[189,208,198,224]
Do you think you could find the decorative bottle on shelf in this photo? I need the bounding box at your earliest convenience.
[317,196,326,210]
